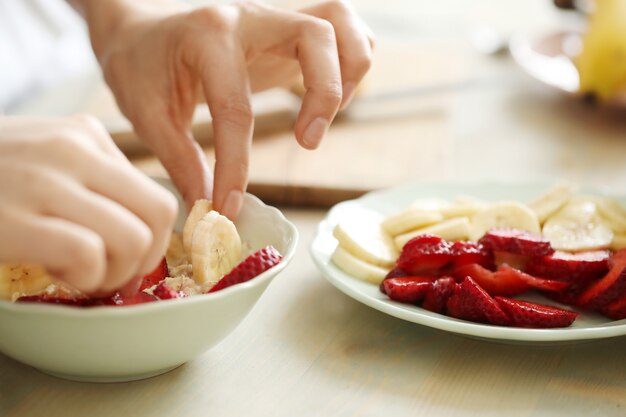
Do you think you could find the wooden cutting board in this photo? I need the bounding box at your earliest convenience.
[90,40,471,207]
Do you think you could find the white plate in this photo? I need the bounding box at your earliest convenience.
[310,180,626,343]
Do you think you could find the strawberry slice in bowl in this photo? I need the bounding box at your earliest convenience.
[208,246,283,293]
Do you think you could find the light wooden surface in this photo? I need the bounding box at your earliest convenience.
[2,209,626,417]
[4,0,626,416]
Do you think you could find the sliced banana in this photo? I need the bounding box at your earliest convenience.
[183,199,213,257]
[595,197,626,233]
[528,183,574,224]
[191,210,242,286]
[543,200,613,252]
[611,233,626,251]
[382,208,443,237]
[333,208,398,267]
[394,217,471,250]
[166,232,187,269]
[440,196,486,219]
[469,201,541,241]
[331,245,390,285]
[0,263,54,301]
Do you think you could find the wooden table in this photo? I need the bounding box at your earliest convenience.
[4,0,626,416]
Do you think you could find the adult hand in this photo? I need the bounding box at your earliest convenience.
[82,0,373,219]
[0,116,178,294]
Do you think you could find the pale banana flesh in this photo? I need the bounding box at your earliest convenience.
[469,201,541,242]
[190,210,242,286]
[331,245,390,285]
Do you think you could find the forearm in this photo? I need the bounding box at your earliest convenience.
[68,0,187,59]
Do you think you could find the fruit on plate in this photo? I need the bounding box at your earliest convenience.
[394,217,471,250]
[478,229,554,257]
[334,207,398,267]
[542,200,613,252]
[329,184,626,327]
[382,277,433,304]
[381,208,443,237]
[422,276,456,313]
[209,246,283,293]
[396,235,454,275]
[525,250,610,285]
[494,297,578,328]
[331,245,391,284]
[446,277,510,325]
[527,183,575,224]
[578,249,626,309]
[469,201,541,242]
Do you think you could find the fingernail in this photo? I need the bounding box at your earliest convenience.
[340,82,356,110]
[221,189,244,220]
[302,117,329,149]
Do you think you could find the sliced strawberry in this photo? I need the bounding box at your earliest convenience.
[479,228,554,257]
[496,264,570,293]
[526,250,610,285]
[422,276,456,313]
[601,296,626,320]
[139,257,169,290]
[383,277,432,304]
[453,263,528,296]
[450,241,493,268]
[380,274,436,294]
[208,246,282,293]
[493,251,531,271]
[446,277,510,325]
[153,282,178,300]
[578,249,626,309]
[396,234,453,275]
[17,294,87,306]
[385,267,410,279]
[495,297,578,328]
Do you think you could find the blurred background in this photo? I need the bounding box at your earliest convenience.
[3,0,626,206]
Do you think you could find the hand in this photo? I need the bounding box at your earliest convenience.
[0,116,178,294]
[83,0,373,218]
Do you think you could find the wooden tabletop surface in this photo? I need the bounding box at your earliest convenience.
[4,0,626,416]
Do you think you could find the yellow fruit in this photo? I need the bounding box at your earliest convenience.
[577,0,626,100]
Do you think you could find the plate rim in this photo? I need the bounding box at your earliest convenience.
[309,179,626,343]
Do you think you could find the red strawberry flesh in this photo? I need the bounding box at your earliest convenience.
[496,264,570,293]
[452,263,529,296]
[139,257,169,290]
[578,249,626,309]
[153,282,178,300]
[396,235,453,275]
[450,241,493,268]
[526,250,610,285]
[208,245,282,293]
[479,228,554,257]
[601,296,626,320]
[446,277,510,325]
[495,296,578,328]
[422,276,456,313]
[383,277,432,304]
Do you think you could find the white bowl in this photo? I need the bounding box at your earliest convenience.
[0,178,298,382]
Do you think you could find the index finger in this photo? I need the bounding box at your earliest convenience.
[199,37,254,220]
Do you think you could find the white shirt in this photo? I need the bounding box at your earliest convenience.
[0,0,95,113]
